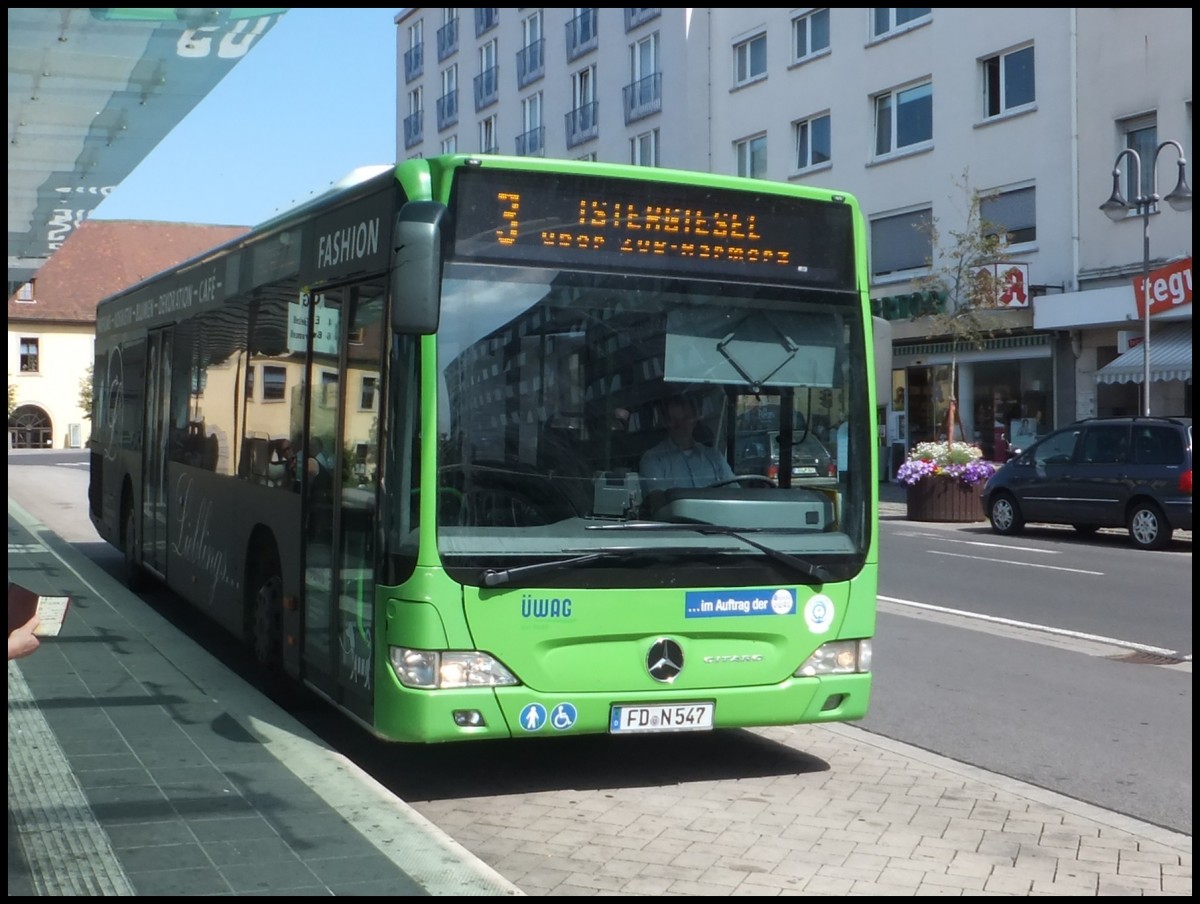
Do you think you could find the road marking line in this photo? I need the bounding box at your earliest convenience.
[926,548,1103,574]
[878,594,1185,660]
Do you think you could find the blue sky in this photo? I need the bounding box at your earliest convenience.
[93,8,399,228]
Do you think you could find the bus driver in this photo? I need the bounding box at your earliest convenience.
[640,394,735,504]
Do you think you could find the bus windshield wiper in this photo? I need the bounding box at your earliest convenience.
[590,522,834,583]
[480,545,739,587]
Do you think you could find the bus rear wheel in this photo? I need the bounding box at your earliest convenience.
[122,504,146,591]
[248,552,283,672]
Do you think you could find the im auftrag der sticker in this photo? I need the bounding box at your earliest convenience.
[683,588,837,633]
[684,588,798,618]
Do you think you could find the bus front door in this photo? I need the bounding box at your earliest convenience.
[301,281,385,725]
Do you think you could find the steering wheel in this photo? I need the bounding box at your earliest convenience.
[709,474,777,488]
[459,489,548,527]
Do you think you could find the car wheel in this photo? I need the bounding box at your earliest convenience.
[987,492,1024,535]
[1128,501,1171,550]
[1072,524,1100,536]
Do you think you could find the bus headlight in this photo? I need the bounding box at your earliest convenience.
[389,647,519,689]
[794,639,872,677]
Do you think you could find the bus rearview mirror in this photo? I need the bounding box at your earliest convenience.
[391,201,446,335]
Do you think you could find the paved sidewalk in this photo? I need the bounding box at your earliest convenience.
[7,498,520,896]
[8,485,1192,896]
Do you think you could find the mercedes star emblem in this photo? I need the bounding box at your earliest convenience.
[647,638,684,683]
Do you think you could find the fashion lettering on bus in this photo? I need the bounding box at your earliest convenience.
[316,217,380,269]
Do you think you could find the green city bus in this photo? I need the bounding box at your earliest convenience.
[89,155,880,742]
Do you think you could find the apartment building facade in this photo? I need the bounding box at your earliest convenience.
[394,7,1191,467]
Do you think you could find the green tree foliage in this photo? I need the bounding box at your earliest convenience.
[78,363,94,419]
[912,170,1014,441]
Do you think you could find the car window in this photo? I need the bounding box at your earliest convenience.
[1133,425,1184,465]
[1031,428,1079,466]
[737,436,768,460]
[1081,425,1129,464]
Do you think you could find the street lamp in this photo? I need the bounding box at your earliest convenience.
[1099,140,1191,416]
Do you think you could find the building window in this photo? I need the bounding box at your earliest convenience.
[567,65,598,147]
[319,370,339,408]
[404,20,424,82]
[983,45,1034,118]
[871,7,930,39]
[625,32,661,124]
[792,9,830,62]
[518,92,544,156]
[15,281,34,303]
[517,10,545,87]
[437,64,459,131]
[1122,115,1157,199]
[441,135,458,154]
[874,81,932,157]
[475,39,499,110]
[870,207,932,277]
[436,8,458,61]
[474,7,498,38]
[262,365,286,401]
[981,186,1036,246]
[626,8,660,31]
[360,376,377,410]
[631,128,659,166]
[793,113,831,170]
[566,7,598,61]
[733,32,767,86]
[736,133,768,179]
[19,337,39,373]
[245,365,256,401]
[404,86,424,148]
[480,115,498,155]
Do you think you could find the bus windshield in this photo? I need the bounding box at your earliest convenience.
[434,263,870,586]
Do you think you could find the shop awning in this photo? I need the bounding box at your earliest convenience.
[1095,322,1192,384]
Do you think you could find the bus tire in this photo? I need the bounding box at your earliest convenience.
[122,501,146,591]
[247,544,284,673]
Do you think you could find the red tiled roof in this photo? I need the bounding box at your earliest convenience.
[7,220,250,324]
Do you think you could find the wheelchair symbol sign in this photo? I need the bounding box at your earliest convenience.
[519,703,547,731]
[550,703,577,730]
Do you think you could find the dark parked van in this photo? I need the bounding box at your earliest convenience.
[981,416,1192,549]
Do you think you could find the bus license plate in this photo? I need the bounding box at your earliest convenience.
[610,703,714,733]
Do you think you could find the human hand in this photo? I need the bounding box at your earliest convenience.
[8,613,41,660]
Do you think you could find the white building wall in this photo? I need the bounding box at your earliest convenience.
[1075,8,1193,288]
[8,323,94,448]
[394,7,1191,423]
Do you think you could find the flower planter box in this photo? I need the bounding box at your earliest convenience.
[905,478,984,523]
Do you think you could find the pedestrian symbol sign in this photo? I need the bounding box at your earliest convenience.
[519,703,547,732]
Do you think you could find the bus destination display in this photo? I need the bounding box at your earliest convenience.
[452,168,854,287]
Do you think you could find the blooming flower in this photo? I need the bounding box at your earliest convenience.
[895,440,998,487]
